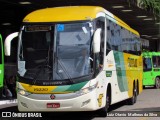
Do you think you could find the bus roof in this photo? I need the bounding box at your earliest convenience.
[143,52,160,57]
[23,6,139,36]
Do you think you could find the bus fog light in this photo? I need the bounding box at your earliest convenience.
[81,99,91,107]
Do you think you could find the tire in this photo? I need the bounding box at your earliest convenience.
[143,86,145,89]
[137,81,139,95]
[127,86,137,105]
[98,91,110,117]
[155,77,160,89]
[0,87,3,99]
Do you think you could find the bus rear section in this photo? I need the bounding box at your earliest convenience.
[143,52,160,88]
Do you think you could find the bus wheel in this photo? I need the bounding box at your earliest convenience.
[127,86,137,105]
[0,88,2,99]
[155,77,160,89]
[143,86,145,89]
[98,91,110,117]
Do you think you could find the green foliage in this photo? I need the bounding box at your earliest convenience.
[139,0,160,17]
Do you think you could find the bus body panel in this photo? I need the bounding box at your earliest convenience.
[123,52,143,96]
[103,50,142,105]
[103,51,129,105]
[18,89,98,111]
[18,77,108,111]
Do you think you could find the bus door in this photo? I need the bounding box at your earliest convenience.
[143,57,153,85]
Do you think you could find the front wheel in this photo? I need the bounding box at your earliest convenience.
[98,92,110,117]
[155,77,160,89]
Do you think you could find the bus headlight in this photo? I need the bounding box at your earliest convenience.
[18,89,31,96]
[76,82,98,96]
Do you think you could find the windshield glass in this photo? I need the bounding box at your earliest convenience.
[18,22,93,81]
[54,22,92,80]
[18,25,53,80]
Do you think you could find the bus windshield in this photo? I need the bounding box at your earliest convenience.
[18,22,93,81]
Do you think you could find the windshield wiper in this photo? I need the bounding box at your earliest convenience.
[31,59,52,85]
[31,46,52,85]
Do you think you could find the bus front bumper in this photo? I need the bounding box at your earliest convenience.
[18,90,100,112]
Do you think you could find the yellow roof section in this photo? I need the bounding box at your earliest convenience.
[23,6,139,36]
[23,6,105,22]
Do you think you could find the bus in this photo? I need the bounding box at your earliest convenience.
[5,6,142,115]
[0,34,4,98]
[143,51,160,88]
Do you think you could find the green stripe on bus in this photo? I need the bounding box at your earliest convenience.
[52,81,88,92]
[114,51,128,92]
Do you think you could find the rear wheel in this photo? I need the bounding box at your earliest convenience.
[137,81,139,95]
[127,85,137,105]
[155,77,160,89]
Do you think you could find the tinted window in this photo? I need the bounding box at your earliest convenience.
[152,56,160,68]
[143,58,152,71]
[106,19,141,55]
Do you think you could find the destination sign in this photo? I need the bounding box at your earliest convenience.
[25,26,51,32]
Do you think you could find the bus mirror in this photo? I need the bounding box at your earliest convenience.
[4,32,19,56]
[93,28,101,53]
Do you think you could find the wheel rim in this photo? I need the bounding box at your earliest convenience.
[133,87,137,103]
[134,88,137,103]
[106,95,109,110]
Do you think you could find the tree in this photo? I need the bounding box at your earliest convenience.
[139,0,160,18]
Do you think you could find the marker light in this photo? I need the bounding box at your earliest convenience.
[112,6,124,9]
[18,89,31,96]
[122,10,133,12]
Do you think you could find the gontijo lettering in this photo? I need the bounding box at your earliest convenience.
[128,57,137,67]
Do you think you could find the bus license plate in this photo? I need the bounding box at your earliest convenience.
[47,103,60,108]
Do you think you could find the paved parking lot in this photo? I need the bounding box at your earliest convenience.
[98,88,160,120]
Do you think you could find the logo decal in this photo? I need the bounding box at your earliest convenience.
[97,94,103,107]
[50,94,56,99]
